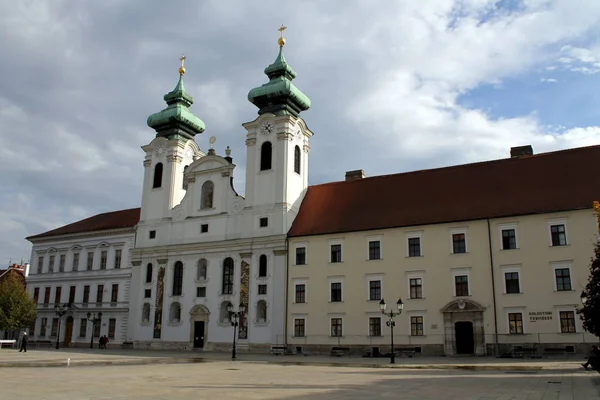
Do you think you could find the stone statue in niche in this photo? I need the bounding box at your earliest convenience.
[201,181,214,209]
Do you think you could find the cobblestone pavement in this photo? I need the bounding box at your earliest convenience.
[0,361,598,399]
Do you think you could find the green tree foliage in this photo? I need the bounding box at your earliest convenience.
[0,273,37,331]
[578,236,600,337]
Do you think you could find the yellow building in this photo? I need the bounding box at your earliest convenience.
[286,144,600,356]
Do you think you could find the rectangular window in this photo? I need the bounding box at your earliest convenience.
[50,318,59,336]
[114,249,122,269]
[330,244,342,263]
[40,318,47,336]
[33,287,40,303]
[295,247,306,265]
[330,318,343,337]
[559,311,576,333]
[295,284,306,303]
[196,287,206,298]
[149,230,156,239]
[369,317,381,337]
[505,272,520,294]
[330,282,342,302]
[555,268,572,291]
[409,278,423,299]
[368,241,381,260]
[550,224,567,246]
[144,289,152,298]
[408,237,421,257]
[93,319,101,338]
[411,316,424,336]
[54,287,62,304]
[72,253,79,271]
[111,284,119,303]
[37,256,44,274]
[59,255,66,272]
[452,233,467,254]
[200,224,209,233]
[96,285,104,304]
[502,229,517,250]
[222,266,234,295]
[79,318,87,337]
[368,280,381,301]
[259,217,269,228]
[29,318,36,336]
[508,313,523,334]
[48,255,55,273]
[108,318,116,339]
[258,284,267,295]
[100,251,107,270]
[69,286,76,304]
[455,275,469,296]
[87,252,94,270]
[294,319,305,337]
[43,287,51,305]
[83,285,90,304]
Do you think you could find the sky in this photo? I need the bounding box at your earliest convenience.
[2,0,600,264]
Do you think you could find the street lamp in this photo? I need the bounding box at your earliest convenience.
[379,297,404,364]
[227,302,246,361]
[53,303,70,350]
[86,312,102,349]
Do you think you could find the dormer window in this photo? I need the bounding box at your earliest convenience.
[260,142,272,171]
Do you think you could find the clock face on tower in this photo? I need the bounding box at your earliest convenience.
[259,120,274,135]
[155,144,166,157]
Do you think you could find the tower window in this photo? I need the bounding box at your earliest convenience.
[259,217,269,228]
[149,230,156,239]
[260,141,272,171]
[294,145,301,174]
[201,180,214,209]
[259,254,267,277]
[200,224,208,233]
[153,162,163,188]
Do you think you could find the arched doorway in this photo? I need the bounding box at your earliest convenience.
[64,316,74,347]
[441,299,486,356]
[189,305,210,349]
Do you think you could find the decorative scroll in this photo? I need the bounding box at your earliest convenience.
[238,260,250,339]
[153,266,166,339]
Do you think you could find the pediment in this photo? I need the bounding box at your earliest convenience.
[441,299,485,313]
[188,155,232,173]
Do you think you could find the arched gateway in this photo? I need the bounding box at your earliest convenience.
[441,299,486,356]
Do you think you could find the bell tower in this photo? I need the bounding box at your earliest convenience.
[243,26,314,234]
[139,56,205,224]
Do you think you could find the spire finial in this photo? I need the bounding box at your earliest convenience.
[225,146,231,157]
[209,136,216,149]
[278,25,287,47]
[179,54,187,76]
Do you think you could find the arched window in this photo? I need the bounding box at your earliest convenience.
[153,162,163,188]
[182,165,189,190]
[201,181,214,209]
[260,142,272,171]
[294,145,301,174]
[220,301,232,323]
[142,303,151,323]
[258,255,267,277]
[197,258,207,280]
[169,302,181,323]
[222,257,234,294]
[145,263,153,283]
[257,300,267,323]
[172,261,183,296]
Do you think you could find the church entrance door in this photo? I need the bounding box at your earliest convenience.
[455,321,474,355]
[64,316,74,347]
[193,321,205,348]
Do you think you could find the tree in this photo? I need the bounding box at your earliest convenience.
[577,201,600,337]
[0,272,37,332]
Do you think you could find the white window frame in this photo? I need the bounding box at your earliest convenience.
[407,312,426,336]
[407,273,425,299]
[555,306,578,333]
[405,231,423,257]
[366,274,384,301]
[546,217,568,247]
[366,234,383,261]
[200,223,209,234]
[498,223,519,250]
[367,314,383,337]
[328,315,344,337]
[505,307,526,335]
[292,315,307,338]
[449,227,468,254]
[328,276,344,302]
[292,279,308,304]
[452,268,471,297]
[500,265,522,294]
[257,215,270,229]
[328,239,344,263]
[293,242,308,266]
[550,262,573,292]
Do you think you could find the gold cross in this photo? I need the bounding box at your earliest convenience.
[278,25,287,38]
[179,54,187,75]
[278,25,287,46]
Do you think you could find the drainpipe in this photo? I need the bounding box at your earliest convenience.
[283,237,289,349]
[487,219,500,357]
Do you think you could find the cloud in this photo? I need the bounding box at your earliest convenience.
[1,0,600,261]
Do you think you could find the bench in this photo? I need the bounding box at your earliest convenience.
[0,340,16,348]
[30,340,54,348]
[513,347,540,358]
[543,347,569,357]
[394,346,418,358]
[269,345,287,355]
[330,346,350,357]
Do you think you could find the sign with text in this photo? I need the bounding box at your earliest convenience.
[529,311,553,322]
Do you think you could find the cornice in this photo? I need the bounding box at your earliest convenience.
[27,271,132,283]
[28,228,136,245]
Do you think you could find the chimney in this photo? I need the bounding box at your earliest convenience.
[345,169,365,181]
[510,145,534,158]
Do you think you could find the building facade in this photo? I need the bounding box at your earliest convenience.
[286,145,600,356]
[25,209,138,348]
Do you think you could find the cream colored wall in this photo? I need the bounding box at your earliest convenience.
[287,209,598,349]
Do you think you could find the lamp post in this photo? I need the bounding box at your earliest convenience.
[53,303,70,350]
[86,312,102,349]
[379,297,404,364]
[227,302,246,361]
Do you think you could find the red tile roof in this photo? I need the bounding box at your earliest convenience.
[288,145,600,237]
[26,208,140,240]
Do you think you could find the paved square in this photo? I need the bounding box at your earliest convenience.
[1,361,598,399]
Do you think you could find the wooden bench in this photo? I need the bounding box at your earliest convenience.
[0,340,16,348]
[30,340,54,348]
[394,346,418,358]
[513,347,539,358]
[330,346,350,357]
[269,345,287,355]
